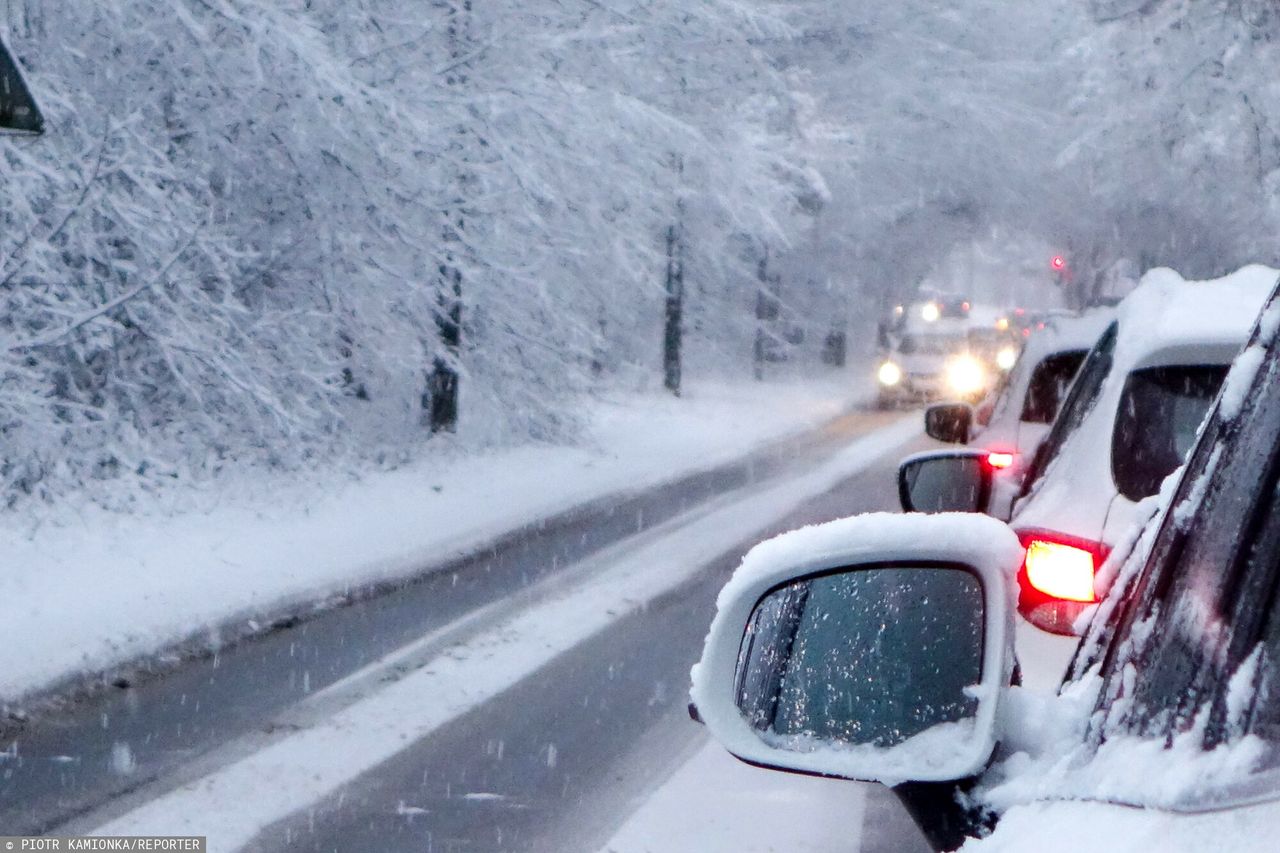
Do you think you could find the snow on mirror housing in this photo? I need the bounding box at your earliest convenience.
[691,513,1020,785]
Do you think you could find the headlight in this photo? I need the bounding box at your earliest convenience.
[996,345,1018,371]
[920,302,940,323]
[877,361,903,386]
[946,355,987,396]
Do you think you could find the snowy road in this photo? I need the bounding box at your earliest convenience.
[8,410,932,852]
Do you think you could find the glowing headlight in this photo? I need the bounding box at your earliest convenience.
[996,345,1018,371]
[920,302,941,323]
[877,361,903,386]
[946,355,987,396]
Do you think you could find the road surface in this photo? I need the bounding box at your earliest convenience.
[4,407,934,853]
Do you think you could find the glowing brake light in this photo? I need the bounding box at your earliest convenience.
[986,451,1015,470]
[1023,538,1097,603]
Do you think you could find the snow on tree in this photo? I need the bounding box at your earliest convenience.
[0,0,812,504]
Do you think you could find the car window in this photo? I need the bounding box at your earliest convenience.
[899,335,962,356]
[1020,350,1087,424]
[1110,365,1229,501]
[1018,322,1118,499]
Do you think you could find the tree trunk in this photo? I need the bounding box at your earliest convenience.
[428,256,462,432]
[663,221,684,395]
[425,0,472,434]
[753,247,780,381]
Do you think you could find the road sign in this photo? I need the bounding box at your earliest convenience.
[1,36,43,134]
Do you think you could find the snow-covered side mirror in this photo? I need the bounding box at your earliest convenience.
[691,514,1021,785]
[898,449,992,513]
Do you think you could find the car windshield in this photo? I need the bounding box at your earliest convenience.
[1111,365,1229,501]
[899,334,965,356]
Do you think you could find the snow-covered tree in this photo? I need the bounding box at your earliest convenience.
[0,0,814,505]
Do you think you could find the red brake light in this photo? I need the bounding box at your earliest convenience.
[986,451,1015,470]
[1022,538,1097,603]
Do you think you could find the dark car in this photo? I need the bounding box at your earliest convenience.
[1,35,43,134]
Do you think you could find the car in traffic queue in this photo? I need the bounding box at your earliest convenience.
[691,276,1280,852]
[876,299,997,409]
[927,310,1115,521]
[908,265,1278,638]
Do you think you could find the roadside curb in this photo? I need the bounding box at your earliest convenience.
[1,401,894,727]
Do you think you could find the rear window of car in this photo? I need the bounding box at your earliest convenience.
[1110,365,1229,501]
[1018,322,1118,499]
[1020,351,1087,424]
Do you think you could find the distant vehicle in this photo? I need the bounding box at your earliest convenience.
[905,266,1277,636]
[964,325,1021,376]
[926,311,1114,519]
[875,299,988,408]
[692,273,1280,852]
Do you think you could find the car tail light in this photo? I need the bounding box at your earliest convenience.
[1016,530,1105,604]
[986,451,1015,470]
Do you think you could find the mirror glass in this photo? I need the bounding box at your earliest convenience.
[735,566,983,750]
[924,404,972,444]
[900,455,986,513]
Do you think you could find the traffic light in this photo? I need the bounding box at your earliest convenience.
[1050,255,1066,272]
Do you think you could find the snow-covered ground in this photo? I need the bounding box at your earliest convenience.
[600,737,866,853]
[0,375,872,704]
[84,413,920,849]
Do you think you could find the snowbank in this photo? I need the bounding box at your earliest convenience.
[0,377,866,704]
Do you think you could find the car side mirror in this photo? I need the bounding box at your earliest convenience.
[690,513,1020,784]
[898,450,991,513]
[925,403,973,444]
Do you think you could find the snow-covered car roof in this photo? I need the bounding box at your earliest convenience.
[1011,264,1280,546]
[1107,265,1280,367]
